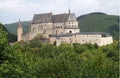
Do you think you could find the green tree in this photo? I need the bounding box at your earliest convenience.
[0,23,13,64]
[107,24,119,40]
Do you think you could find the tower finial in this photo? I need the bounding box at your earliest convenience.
[18,18,22,27]
[19,18,20,22]
[68,5,71,14]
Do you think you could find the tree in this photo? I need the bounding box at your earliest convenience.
[107,24,119,40]
[0,23,13,64]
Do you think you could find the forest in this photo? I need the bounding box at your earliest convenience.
[0,23,119,78]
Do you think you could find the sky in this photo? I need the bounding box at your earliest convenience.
[0,0,119,24]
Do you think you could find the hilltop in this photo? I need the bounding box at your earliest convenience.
[4,12,119,40]
[77,12,119,40]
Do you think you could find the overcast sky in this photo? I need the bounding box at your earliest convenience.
[0,0,119,24]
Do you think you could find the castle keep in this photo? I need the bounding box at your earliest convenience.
[17,11,113,46]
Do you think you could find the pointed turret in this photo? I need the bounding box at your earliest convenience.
[17,19,23,41]
[18,19,22,27]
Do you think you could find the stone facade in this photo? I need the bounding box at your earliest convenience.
[17,11,113,46]
[17,19,23,42]
[49,32,113,46]
[17,12,79,42]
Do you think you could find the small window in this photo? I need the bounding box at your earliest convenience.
[102,34,106,37]
[44,31,46,34]
[56,30,57,34]
[69,31,72,33]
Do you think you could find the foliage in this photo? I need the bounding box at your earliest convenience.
[107,24,119,40]
[0,23,13,64]
[0,23,119,77]
[77,12,119,40]
[0,23,17,43]
[7,33,17,43]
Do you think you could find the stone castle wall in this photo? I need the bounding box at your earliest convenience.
[26,20,79,41]
[17,12,113,47]
[49,34,113,46]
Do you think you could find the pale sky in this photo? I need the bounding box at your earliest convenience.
[0,0,119,24]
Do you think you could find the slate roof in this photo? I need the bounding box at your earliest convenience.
[49,33,75,37]
[32,13,52,24]
[49,32,112,37]
[32,13,77,24]
[51,14,69,23]
[77,32,112,37]
[68,13,76,21]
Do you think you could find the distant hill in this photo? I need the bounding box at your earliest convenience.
[77,12,119,40]
[4,21,29,35]
[4,12,119,40]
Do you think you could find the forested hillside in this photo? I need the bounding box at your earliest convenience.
[0,23,119,78]
[4,21,29,35]
[77,12,119,40]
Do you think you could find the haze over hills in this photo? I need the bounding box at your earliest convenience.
[4,12,119,40]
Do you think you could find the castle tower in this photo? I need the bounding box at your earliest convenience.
[17,19,23,42]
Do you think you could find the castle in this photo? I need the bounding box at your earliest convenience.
[17,10,113,46]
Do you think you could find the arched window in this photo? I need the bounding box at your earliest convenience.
[56,30,57,34]
[69,31,72,33]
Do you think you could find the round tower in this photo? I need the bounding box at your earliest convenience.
[17,19,23,42]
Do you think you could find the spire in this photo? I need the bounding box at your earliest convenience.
[18,19,22,27]
[17,18,23,42]
[68,5,71,14]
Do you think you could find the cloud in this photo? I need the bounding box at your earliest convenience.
[0,0,23,9]
[0,0,99,12]
[0,0,119,24]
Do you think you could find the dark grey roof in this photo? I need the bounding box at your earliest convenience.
[32,13,52,24]
[77,32,112,37]
[49,33,75,37]
[32,13,77,24]
[49,32,112,37]
[52,14,69,23]
[68,13,77,21]
[64,27,78,29]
